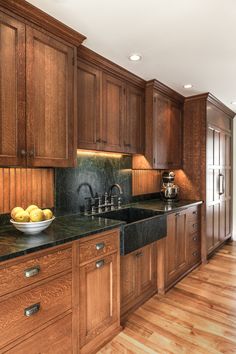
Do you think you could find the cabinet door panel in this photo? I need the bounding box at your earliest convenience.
[169,102,182,167]
[153,94,170,168]
[125,85,144,154]
[176,212,187,270]
[77,61,101,150]
[0,12,25,166]
[138,243,157,296]
[79,253,119,348]
[102,74,125,152]
[26,26,76,167]
[120,251,137,313]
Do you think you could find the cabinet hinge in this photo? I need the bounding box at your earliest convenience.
[72,56,75,66]
[153,157,156,165]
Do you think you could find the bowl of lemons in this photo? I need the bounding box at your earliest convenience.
[10,205,55,235]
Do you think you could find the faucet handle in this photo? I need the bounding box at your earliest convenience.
[118,196,122,208]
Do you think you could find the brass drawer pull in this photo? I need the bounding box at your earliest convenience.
[192,236,198,241]
[192,211,197,215]
[24,303,40,317]
[192,251,198,257]
[96,260,105,268]
[96,242,105,251]
[24,266,40,278]
[192,223,198,228]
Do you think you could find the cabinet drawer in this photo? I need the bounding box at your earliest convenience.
[188,206,200,221]
[189,233,201,249]
[0,247,72,297]
[188,248,201,266]
[79,230,119,264]
[5,314,72,354]
[188,221,199,234]
[0,273,71,349]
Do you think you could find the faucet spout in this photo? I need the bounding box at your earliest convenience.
[108,183,123,196]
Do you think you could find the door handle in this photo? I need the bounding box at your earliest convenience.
[219,174,225,195]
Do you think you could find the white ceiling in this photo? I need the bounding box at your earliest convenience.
[28,0,236,111]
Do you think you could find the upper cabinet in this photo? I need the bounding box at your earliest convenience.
[145,80,183,169]
[26,27,76,167]
[0,12,26,167]
[77,47,145,154]
[0,3,85,167]
[102,73,125,152]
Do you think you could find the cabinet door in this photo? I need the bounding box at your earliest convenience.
[153,93,170,168]
[152,93,182,169]
[125,85,144,154]
[79,253,119,348]
[168,101,182,168]
[0,12,26,166]
[26,26,76,167]
[120,251,138,315]
[102,73,125,152]
[138,243,157,296]
[77,60,101,150]
[165,211,188,287]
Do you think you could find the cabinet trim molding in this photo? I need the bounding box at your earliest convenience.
[0,0,86,46]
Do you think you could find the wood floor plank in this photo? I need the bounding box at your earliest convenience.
[97,241,236,354]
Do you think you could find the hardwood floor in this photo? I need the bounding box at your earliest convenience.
[98,241,236,354]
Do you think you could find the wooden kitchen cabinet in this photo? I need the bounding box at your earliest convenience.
[77,47,145,154]
[79,229,120,354]
[164,205,201,290]
[145,80,183,169]
[0,12,26,167]
[120,242,157,318]
[183,94,234,260]
[0,5,80,168]
[77,60,102,150]
[102,73,125,152]
[125,84,145,154]
[26,26,77,167]
[0,243,76,353]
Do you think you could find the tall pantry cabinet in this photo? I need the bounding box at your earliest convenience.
[181,94,234,260]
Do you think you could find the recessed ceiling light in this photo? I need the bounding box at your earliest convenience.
[129,53,142,61]
[231,101,236,105]
[183,84,193,89]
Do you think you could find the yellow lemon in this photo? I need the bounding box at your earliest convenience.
[14,211,30,222]
[26,205,39,214]
[43,209,53,220]
[11,207,24,220]
[29,208,44,222]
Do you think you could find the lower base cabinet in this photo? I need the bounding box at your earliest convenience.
[164,205,201,290]
[120,242,157,318]
[79,229,121,354]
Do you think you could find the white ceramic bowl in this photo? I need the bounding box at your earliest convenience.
[10,217,55,235]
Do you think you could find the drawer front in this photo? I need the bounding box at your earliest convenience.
[0,273,71,349]
[188,221,199,234]
[188,248,201,266]
[187,206,200,222]
[5,314,72,354]
[0,247,72,297]
[79,230,119,264]
[189,233,201,249]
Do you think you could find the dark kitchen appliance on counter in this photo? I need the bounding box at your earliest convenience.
[161,171,179,202]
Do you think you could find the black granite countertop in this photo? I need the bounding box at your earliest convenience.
[0,199,202,263]
[0,214,125,262]
[129,199,203,213]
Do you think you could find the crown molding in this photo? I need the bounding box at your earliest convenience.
[78,45,146,88]
[146,79,185,103]
[0,0,86,46]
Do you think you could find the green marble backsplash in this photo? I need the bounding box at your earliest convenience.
[55,154,132,215]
